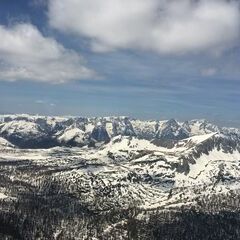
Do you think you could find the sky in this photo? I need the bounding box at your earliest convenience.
[0,0,240,127]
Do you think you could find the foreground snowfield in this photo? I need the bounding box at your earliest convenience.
[0,114,240,239]
[0,133,239,209]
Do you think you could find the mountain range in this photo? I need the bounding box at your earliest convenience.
[0,114,240,239]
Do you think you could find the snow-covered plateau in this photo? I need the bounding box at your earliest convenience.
[0,114,240,239]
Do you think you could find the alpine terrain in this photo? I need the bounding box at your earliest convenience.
[0,114,240,239]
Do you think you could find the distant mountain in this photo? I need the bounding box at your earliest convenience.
[0,114,231,149]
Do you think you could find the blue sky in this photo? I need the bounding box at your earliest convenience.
[0,0,240,127]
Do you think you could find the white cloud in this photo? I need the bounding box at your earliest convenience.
[0,23,95,83]
[35,100,45,104]
[49,0,240,54]
[201,67,217,77]
[35,100,56,107]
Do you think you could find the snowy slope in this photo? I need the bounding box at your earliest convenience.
[1,114,240,240]
[0,122,239,212]
[0,137,14,148]
[57,126,87,146]
[0,120,42,136]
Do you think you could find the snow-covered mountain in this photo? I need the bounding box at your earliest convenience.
[0,114,239,239]
[0,114,230,149]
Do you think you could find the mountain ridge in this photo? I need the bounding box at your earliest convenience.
[0,114,237,149]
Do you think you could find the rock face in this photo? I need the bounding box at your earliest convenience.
[158,119,189,139]
[154,119,190,147]
[90,122,110,143]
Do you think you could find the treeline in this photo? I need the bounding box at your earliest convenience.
[1,189,240,239]
[1,169,240,239]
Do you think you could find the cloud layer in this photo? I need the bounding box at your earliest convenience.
[0,23,94,83]
[49,0,240,54]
